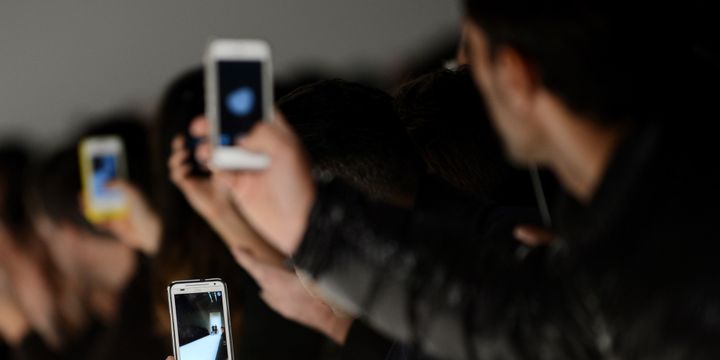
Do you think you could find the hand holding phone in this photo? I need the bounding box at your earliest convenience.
[168,279,234,360]
[79,136,128,223]
[205,39,273,170]
[212,113,315,257]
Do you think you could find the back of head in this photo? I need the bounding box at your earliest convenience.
[0,143,32,235]
[152,67,204,212]
[151,67,215,249]
[396,67,535,205]
[33,145,92,232]
[462,0,713,125]
[278,79,422,205]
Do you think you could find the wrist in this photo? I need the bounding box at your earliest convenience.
[324,312,352,345]
[208,205,246,239]
[202,198,234,220]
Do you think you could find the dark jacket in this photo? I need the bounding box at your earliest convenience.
[341,320,395,360]
[295,174,542,360]
[293,121,720,360]
[1,341,7,360]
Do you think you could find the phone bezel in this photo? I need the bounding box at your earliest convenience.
[204,39,273,170]
[78,136,128,220]
[167,278,234,360]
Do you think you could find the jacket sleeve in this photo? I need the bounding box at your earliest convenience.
[341,320,395,360]
[293,180,597,360]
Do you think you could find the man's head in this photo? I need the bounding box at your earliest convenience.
[461,1,695,164]
[278,79,422,206]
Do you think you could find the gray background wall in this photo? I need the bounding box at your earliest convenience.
[0,0,459,148]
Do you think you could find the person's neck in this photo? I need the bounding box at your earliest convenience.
[544,110,626,204]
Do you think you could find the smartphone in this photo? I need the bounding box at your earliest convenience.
[205,39,273,170]
[78,136,128,223]
[168,279,234,360]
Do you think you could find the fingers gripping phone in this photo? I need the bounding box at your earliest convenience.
[205,39,273,170]
[168,279,234,360]
[79,136,128,223]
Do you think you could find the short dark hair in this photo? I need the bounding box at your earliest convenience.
[463,1,706,124]
[0,143,31,232]
[396,67,535,205]
[278,79,423,203]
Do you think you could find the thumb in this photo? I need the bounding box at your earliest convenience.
[107,180,140,202]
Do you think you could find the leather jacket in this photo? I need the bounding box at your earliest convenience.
[294,122,720,360]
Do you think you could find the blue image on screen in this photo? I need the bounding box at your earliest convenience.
[225,87,256,117]
[219,134,232,146]
[92,155,120,199]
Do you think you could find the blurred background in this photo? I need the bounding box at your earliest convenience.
[0,0,459,149]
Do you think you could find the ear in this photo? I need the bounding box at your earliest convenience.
[493,46,540,112]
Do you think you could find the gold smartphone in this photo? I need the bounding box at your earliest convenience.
[78,136,128,223]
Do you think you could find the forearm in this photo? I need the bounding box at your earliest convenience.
[293,180,557,359]
[303,256,466,358]
[303,243,561,360]
[293,180,463,356]
[208,204,285,266]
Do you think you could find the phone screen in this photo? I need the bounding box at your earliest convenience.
[174,291,229,360]
[91,155,121,200]
[216,60,263,146]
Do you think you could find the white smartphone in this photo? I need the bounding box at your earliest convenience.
[168,279,234,360]
[205,39,273,170]
[78,136,128,223]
